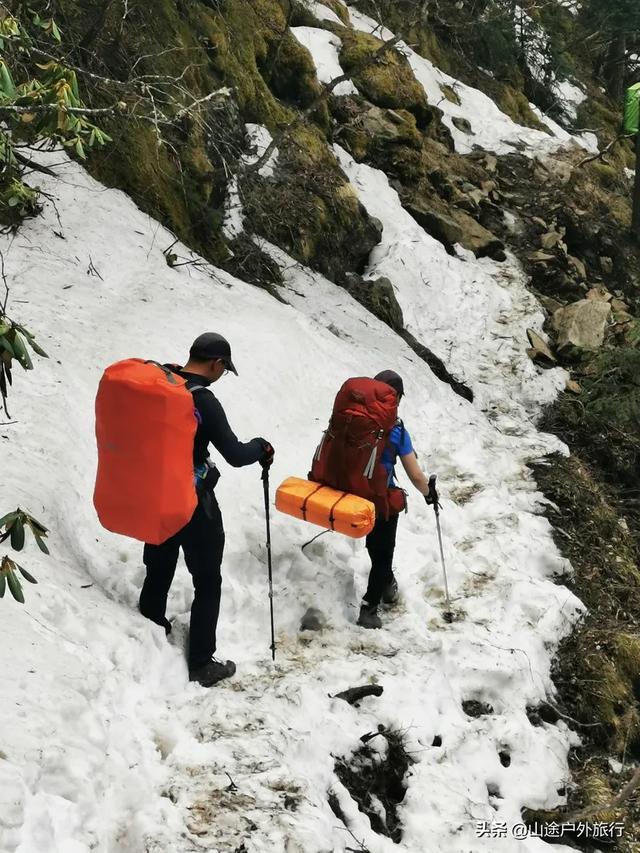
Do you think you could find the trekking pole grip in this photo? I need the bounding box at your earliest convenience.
[426,473,440,511]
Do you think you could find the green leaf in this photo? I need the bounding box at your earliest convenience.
[2,358,12,387]
[24,337,48,358]
[25,516,48,535]
[10,333,32,370]
[0,510,19,529]
[0,322,9,336]
[0,572,5,597]
[0,336,15,357]
[33,533,49,555]
[69,71,79,102]
[7,569,24,603]
[17,565,37,584]
[74,139,85,159]
[10,516,24,550]
[0,61,16,98]
[50,21,62,42]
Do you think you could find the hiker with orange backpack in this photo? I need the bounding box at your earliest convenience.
[309,370,434,629]
[94,333,274,687]
[140,333,274,686]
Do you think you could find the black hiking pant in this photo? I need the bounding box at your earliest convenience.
[363,513,399,608]
[140,496,225,670]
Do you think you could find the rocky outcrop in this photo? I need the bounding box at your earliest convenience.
[342,274,404,332]
[405,201,505,261]
[399,329,474,402]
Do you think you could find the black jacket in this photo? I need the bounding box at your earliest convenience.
[174,368,265,469]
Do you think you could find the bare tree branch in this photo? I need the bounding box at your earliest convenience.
[0,102,129,117]
[576,133,633,168]
[174,87,232,121]
[565,767,640,823]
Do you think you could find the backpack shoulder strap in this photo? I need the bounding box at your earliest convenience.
[144,360,180,384]
[184,379,208,426]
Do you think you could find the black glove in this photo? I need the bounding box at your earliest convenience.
[258,439,275,469]
[425,474,439,507]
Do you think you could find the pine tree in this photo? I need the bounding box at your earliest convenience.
[581,0,640,100]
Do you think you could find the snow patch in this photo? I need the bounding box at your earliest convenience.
[290,26,358,96]
[299,0,345,25]
[244,122,278,177]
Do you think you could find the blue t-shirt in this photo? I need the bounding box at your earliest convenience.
[381,422,413,485]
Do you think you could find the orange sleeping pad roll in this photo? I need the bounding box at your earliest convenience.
[93,359,199,545]
[275,477,375,538]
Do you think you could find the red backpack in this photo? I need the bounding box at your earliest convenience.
[309,377,405,520]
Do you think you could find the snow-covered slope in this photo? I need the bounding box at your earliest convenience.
[0,143,585,853]
[1,0,600,847]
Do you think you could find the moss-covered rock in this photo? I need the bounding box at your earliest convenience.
[33,0,387,288]
[496,87,548,131]
[338,30,433,129]
[242,124,382,281]
[265,30,324,110]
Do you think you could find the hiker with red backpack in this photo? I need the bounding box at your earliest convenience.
[94,333,274,687]
[309,370,434,629]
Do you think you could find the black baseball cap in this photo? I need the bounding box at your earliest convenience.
[189,332,238,375]
[374,369,404,399]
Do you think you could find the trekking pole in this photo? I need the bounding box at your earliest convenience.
[426,474,454,623]
[261,465,276,661]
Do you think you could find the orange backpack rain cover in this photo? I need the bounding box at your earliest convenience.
[93,359,198,545]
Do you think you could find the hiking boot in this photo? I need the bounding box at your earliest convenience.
[357,603,382,629]
[382,577,399,605]
[189,658,236,687]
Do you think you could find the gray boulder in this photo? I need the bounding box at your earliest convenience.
[552,300,611,351]
[300,607,327,632]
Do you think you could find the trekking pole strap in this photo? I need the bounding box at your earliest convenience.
[301,529,330,552]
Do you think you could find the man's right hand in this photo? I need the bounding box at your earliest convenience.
[258,439,275,469]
